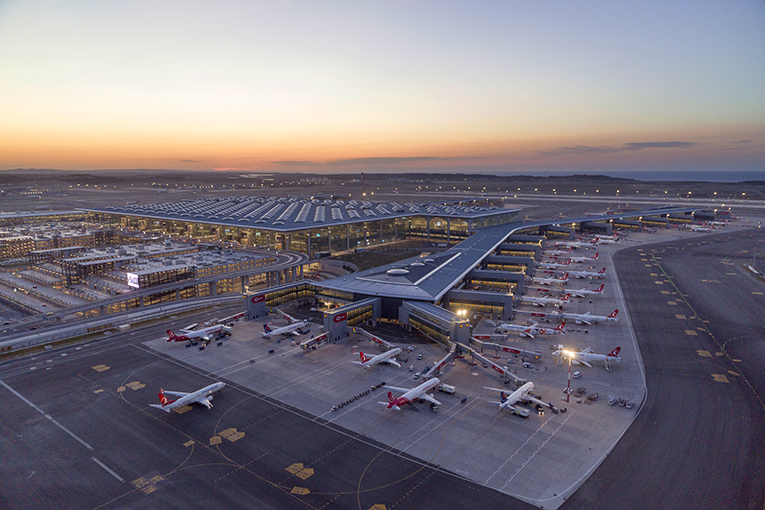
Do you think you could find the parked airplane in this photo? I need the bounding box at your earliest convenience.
[558,309,618,325]
[554,239,598,249]
[166,324,230,343]
[496,321,566,338]
[149,382,226,412]
[569,283,605,298]
[687,224,714,232]
[595,236,619,244]
[529,272,569,286]
[552,346,621,368]
[568,252,599,263]
[708,220,728,226]
[538,259,571,269]
[545,247,573,256]
[261,309,311,339]
[484,382,549,412]
[519,293,571,307]
[380,378,441,410]
[567,267,607,279]
[352,347,402,368]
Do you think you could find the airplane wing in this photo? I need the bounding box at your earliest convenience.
[581,347,594,353]
[195,397,213,409]
[579,360,593,368]
[526,395,548,408]
[420,393,441,406]
[579,318,593,325]
[148,404,173,413]
[278,309,298,323]
[384,385,412,394]
[160,390,190,397]
[383,359,401,368]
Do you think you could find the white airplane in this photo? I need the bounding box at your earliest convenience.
[687,224,713,232]
[484,382,549,412]
[380,377,441,410]
[569,283,605,298]
[568,252,599,263]
[708,220,728,226]
[554,239,598,249]
[552,346,621,368]
[496,321,566,338]
[166,324,230,343]
[538,259,571,269]
[545,247,573,256]
[529,272,569,286]
[352,347,402,368]
[519,293,571,307]
[567,267,607,279]
[149,382,226,412]
[261,309,311,339]
[558,309,618,325]
[595,236,619,244]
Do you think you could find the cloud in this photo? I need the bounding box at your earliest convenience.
[178,159,202,163]
[332,156,441,166]
[538,140,699,156]
[272,156,449,167]
[272,160,316,166]
[535,145,620,156]
[729,139,753,144]
[622,141,697,151]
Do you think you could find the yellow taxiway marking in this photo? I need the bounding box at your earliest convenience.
[728,371,740,377]
[295,468,314,480]
[645,264,652,267]
[369,505,388,510]
[661,290,670,295]
[184,440,195,447]
[291,487,311,495]
[685,330,698,336]
[698,327,706,331]
[675,314,687,319]
[209,436,222,445]
[732,358,742,362]
[641,258,648,261]
[220,428,245,442]
[117,386,126,393]
[91,364,110,372]
[711,374,729,383]
[286,463,304,475]
[93,389,104,394]
[752,292,763,295]
[131,473,167,495]
[700,279,720,283]
[667,301,677,305]
[173,406,192,414]
[697,350,712,357]
[126,381,145,390]
[650,273,659,276]
[655,281,664,285]
[715,352,724,356]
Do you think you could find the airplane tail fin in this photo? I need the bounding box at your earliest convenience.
[599,267,606,274]
[561,293,570,302]
[562,272,569,280]
[263,324,272,332]
[596,284,605,293]
[609,310,619,318]
[593,252,599,259]
[608,347,621,357]
[166,330,177,342]
[157,388,176,407]
[387,391,396,405]
[556,322,565,332]
[359,352,370,363]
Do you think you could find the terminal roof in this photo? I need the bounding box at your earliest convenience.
[82,196,514,232]
[316,206,698,303]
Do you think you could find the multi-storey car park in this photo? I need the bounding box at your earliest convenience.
[82,196,519,254]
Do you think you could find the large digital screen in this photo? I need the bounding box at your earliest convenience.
[127,273,139,288]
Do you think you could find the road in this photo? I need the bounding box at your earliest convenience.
[0,310,534,510]
[563,228,765,509]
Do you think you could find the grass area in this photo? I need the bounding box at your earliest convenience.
[333,245,429,271]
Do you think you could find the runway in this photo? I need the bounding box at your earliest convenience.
[0,311,533,510]
[562,227,765,509]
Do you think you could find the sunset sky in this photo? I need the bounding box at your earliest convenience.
[0,1,763,175]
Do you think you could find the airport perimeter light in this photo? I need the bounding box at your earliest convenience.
[563,350,575,403]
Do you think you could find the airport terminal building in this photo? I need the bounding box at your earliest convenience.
[83,196,518,255]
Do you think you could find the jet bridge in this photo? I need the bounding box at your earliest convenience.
[422,342,457,380]
[352,326,395,350]
[455,342,526,385]
[470,337,542,360]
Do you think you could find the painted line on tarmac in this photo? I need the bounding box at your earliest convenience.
[92,457,125,483]
[0,379,94,451]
